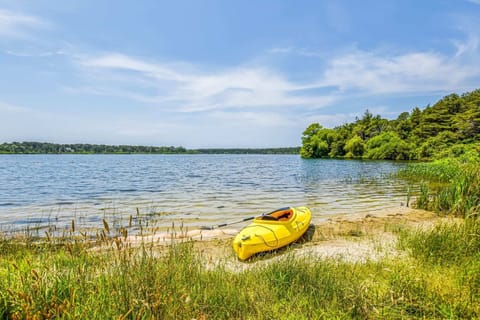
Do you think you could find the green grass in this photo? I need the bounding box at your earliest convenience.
[398,159,480,217]
[396,219,480,317]
[397,159,461,183]
[1,221,480,319]
[398,220,480,265]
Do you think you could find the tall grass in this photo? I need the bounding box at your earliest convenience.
[397,159,480,217]
[397,159,461,183]
[398,220,480,265]
[1,225,480,319]
[397,219,480,315]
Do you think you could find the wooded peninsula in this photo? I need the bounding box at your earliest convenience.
[301,89,480,161]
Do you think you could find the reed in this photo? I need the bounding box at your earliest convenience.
[398,159,480,217]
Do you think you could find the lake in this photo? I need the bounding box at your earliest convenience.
[0,154,408,233]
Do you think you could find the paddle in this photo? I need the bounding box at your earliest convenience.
[199,207,290,230]
[200,216,256,230]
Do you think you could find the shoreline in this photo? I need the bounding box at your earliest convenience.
[1,205,453,269]
[112,206,447,268]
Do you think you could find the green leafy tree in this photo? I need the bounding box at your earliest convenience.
[416,131,458,160]
[353,110,389,141]
[300,124,336,158]
[365,132,411,160]
[392,111,412,140]
[328,124,352,158]
[452,91,480,141]
[344,135,365,158]
[300,123,322,158]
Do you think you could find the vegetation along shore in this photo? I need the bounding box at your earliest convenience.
[1,89,480,318]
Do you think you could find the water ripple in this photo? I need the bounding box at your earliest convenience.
[0,155,408,232]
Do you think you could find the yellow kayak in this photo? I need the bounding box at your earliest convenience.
[232,207,312,260]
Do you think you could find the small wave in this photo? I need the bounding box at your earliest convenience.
[87,216,101,222]
[54,201,76,205]
[0,202,15,207]
[13,217,52,225]
[106,188,139,193]
[186,174,202,178]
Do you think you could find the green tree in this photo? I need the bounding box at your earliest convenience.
[353,110,389,141]
[416,131,458,160]
[328,124,352,158]
[300,123,321,158]
[300,124,336,158]
[452,91,480,141]
[344,135,365,158]
[392,111,412,140]
[365,132,411,160]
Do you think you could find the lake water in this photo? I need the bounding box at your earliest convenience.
[0,154,408,233]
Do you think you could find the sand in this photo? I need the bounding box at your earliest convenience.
[117,205,457,271]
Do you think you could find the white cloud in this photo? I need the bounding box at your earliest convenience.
[453,35,479,57]
[77,53,338,112]
[82,53,190,82]
[0,9,47,38]
[76,34,480,116]
[176,67,337,112]
[269,47,294,54]
[319,49,480,94]
[467,0,480,4]
[4,49,65,57]
[209,110,291,127]
[304,113,358,128]
[268,46,325,57]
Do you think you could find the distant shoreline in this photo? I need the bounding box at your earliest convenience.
[0,142,300,155]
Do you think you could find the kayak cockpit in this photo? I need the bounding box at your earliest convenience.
[258,208,293,222]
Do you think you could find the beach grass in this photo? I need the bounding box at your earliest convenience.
[1,218,480,319]
[397,159,480,217]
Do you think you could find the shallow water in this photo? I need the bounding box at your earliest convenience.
[0,154,408,233]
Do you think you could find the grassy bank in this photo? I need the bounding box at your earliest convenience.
[397,157,480,217]
[1,218,480,319]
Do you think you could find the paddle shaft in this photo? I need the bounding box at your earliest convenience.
[200,216,255,230]
[199,207,290,230]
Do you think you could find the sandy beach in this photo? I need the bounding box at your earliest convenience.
[118,205,451,271]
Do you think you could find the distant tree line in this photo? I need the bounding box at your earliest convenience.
[0,142,189,154]
[195,147,300,154]
[301,89,480,160]
[0,142,300,155]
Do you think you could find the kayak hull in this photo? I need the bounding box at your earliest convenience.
[232,206,312,260]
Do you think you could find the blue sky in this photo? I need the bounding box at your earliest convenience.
[1,0,480,148]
